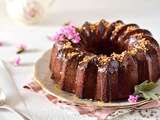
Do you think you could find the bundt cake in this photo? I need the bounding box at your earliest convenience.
[50,19,160,102]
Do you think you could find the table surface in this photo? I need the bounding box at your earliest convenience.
[0,0,160,120]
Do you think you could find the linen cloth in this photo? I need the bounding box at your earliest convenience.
[24,82,160,120]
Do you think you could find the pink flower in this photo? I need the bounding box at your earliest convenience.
[72,33,81,43]
[128,95,139,103]
[51,24,81,43]
[16,44,27,54]
[15,56,21,66]
[17,44,27,50]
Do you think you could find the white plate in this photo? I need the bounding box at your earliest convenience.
[34,49,159,108]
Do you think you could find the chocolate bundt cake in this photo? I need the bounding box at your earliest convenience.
[50,19,160,102]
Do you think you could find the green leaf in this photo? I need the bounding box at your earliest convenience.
[134,80,159,100]
[136,80,157,91]
[142,91,159,100]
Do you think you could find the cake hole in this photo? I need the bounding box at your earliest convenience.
[80,41,125,56]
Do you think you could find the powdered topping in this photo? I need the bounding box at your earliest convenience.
[128,48,138,55]
[127,37,150,55]
[80,55,95,64]
[111,51,127,62]
[115,22,124,30]
[51,24,81,43]
[111,22,124,39]
[98,55,110,65]
[63,41,73,49]
[135,38,149,51]
[120,26,138,39]
[66,51,79,58]
[132,32,151,38]
[90,24,96,32]
[126,26,138,33]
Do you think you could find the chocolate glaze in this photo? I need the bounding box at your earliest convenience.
[145,44,160,81]
[107,60,119,101]
[121,29,152,50]
[116,24,139,44]
[96,64,109,102]
[113,24,139,53]
[50,19,160,102]
[83,60,98,99]
[114,24,139,43]
[134,50,150,83]
[75,56,97,99]
[50,41,68,84]
[118,55,138,99]
[97,20,109,54]
[104,20,124,55]
[61,52,84,93]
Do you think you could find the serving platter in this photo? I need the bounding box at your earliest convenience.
[34,49,159,108]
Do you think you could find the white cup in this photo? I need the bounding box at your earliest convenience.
[5,0,54,24]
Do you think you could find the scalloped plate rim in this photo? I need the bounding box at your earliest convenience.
[34,49,159,108]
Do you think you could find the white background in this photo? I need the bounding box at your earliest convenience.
[0,0,160,40]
